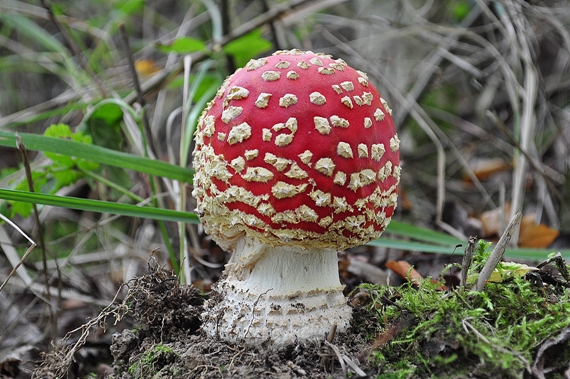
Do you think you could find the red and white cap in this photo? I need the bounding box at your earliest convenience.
[193,49,400,251]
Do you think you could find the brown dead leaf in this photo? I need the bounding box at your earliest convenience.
[479,205,511,238]
[134,59,160,76]
[519,215,559,248]
[386,261,448,290]
[478,205,559,248]
[400,187,412,211]
[386,260,423,283]
[464,158,512,184]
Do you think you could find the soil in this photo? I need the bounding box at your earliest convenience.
[106,263,383,379]
[29,253,570,378]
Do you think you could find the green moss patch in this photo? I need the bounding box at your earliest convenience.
[360,241,570,379]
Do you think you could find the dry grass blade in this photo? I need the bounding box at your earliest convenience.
[119,22,156,157]
[341,354,367,377]
[460,236,477,288]
[323,340,347,377]
[0,216,35,292]
[499,1,540,244]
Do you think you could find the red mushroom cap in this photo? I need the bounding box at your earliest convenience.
[193,49,400,250]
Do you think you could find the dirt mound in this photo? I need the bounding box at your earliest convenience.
[107,263,380,379]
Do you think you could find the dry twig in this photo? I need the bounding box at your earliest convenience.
[475,212,522,291]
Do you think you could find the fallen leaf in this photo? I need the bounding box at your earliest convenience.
[519,215,559,248]
[464,158,512,184]
[479,204,511,238]
[134,59,160,76]
[386,260,447,290]
[478,206,558,248]
[386,260,423,283]
[400,186,412,211]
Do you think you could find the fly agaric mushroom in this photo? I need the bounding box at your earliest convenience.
[192,49,400,348]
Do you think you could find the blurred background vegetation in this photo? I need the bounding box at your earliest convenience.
[0,0,569,376]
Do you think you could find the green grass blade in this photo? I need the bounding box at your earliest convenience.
[502,248,570,261]
[0,131,193,182]
[385,220,463,246]
[0,13,67,53]
[373,223,570,261]
[367,238,462,254]
[0,189,199,224]
[368,237,570,260]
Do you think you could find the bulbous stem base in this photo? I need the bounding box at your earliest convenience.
[202,237,352,348]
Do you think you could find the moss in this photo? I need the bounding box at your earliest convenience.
[127,344,179,378]
[362,241,570,379]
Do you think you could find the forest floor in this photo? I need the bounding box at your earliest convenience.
[26,247,570,379]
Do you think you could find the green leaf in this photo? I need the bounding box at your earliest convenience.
[40,124,98,188]
[91,103,124,126]
[51,169,81,188]
[11,201,33,219]
[157,37,207,54]
[77,160,100,172]
[452,1,471,22]
[0,130,193,182]
[44,123,74,139]
[0,189,200,224]
[117,0,145,15]
[44,123,92,144]
[6,171,48,218]
[44,124,91,167]
[223,29,272,67]
[87,103,124,151]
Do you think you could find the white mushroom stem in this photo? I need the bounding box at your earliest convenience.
[202,236,352,348]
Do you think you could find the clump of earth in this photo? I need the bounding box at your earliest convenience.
[108,263,381,379]
[34,254,570,379]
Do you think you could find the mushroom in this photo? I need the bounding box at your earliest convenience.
[192,49,400,348]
